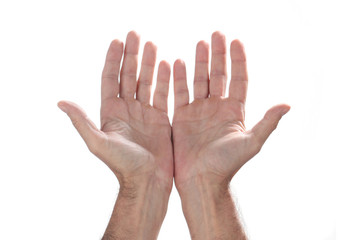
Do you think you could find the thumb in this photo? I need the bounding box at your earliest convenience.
[250,104,290,149]
[58,100,104,154]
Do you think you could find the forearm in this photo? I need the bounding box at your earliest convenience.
[103,177,171,240]
[177,177,247,240]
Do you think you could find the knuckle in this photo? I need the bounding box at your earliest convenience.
[250,133,263,154]
[88,134,106,156]
[138,79,152,86]
[102,73,118,80]
[194,76,209,83]
[154,90,168,99]
[88,143,99,155]
[71,118,81,130]
[176,88,189,95]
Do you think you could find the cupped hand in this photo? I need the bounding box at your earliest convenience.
[58,31,173,190]
[172,32,290,189]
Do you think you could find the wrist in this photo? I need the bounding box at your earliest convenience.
[176,173,230,198]
[176,176,231,216]
[117,169,173,197]
[104,176,172,240]
[118,178,171,222]
[176,175,247,240]
[119,175,172,200]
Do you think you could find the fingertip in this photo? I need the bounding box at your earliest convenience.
[127,30,140,40]
[106,39,124,62]
[230,39,246,61]
[110,39,124,49]
[230,39,244,49]
[174,59,185,66]
[159,60,171,75]
[280,104,291,116]
[57,100,80,115]
[212,31,225,40]
[174,59,187,73]
[141,41,157,68]
[159,60,171,68]
[144,41,157,52]
[196,40,209,50]
[57,101,68,113]
[262,104,290,123]
[57,100,84,115]
[125,31,140,52]
[196,41,210,62]
[211,31,226,54]
[174,59,186,73]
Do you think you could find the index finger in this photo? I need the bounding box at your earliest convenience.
[101,39,124,102]
[229,39,248,103]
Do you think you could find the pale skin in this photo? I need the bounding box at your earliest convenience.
[58,31,173,239]
[58,31,290,240]
[173,32,290,239]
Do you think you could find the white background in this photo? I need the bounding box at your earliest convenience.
[0,0,358,239]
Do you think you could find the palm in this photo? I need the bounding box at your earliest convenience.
[172,32,290,187]
[173,98,253,185]
[100,98,172,179]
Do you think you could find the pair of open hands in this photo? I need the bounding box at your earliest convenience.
[58,31,290,194]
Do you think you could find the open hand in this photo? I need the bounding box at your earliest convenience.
[172,32,290,190]
[58,31,173,191]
